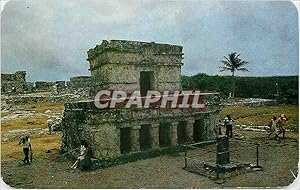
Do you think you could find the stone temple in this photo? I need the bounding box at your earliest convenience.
[61,40,220,162]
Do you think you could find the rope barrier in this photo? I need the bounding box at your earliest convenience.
[183,138,261,169]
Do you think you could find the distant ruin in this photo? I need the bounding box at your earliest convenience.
[1,71,28,93]
[1,71,91,95]
[61,40,221,164]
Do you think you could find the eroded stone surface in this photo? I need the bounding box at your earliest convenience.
[61,40,221,163]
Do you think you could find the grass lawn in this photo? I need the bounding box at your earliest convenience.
[19,102,64,113]
[221,105,299,131]
[1,111,13,117]
[1,134,62,160]
[1,115,48,132]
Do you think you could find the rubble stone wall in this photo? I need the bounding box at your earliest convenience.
[4,94,84,106]
[69,76,91,88]
[88,40,183,95]
[1,71,27,93]
[68,76,91,96]
[61,93,221,161]
[34,81,55,92]
[60,40,221,168]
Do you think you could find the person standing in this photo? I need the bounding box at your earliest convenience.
[214,120,223,138]
[224,115,234,138]
[267,116,277,139]
[47,117,54,135]
[18,135,32,164]
[275,114,288,141]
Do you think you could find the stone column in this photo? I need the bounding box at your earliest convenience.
[204,117,214,140]
[185,120,195,143]
[170,122,178,146]
[130,126,141,152]
[150,123,160,149]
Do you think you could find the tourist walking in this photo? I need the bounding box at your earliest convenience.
[18,135,32,164]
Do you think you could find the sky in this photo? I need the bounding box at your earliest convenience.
[1,0,299,82]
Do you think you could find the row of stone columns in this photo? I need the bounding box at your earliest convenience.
[124,120,195,153]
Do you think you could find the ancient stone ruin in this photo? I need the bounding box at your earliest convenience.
[61,40,220,164]
[1,71,29,94]
[1,69,91,96]
[67,76,91,96]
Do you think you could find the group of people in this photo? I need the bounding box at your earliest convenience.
[214,114,234,138]
[267,113,288,141]
[214,113,288,141]
[18,114,288,168]
[18,135,90,170]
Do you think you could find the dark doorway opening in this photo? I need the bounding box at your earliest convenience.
[177,121,187,144]
[120,128,131,154]
[140,71,154,97]
[140,124,151,150]
[159,123,171,147]
[193,119,205,142]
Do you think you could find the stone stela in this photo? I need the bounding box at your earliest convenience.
[216,135,230,165]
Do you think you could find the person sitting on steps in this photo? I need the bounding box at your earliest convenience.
[71,140,89,169]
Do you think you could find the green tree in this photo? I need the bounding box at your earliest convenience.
[219,52,249,97]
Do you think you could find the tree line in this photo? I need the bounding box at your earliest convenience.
[181,73,298,104]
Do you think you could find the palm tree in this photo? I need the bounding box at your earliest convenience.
[219,52,249,98]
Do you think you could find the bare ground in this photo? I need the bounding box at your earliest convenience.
[1,130,298,189]
[1,104,298,188]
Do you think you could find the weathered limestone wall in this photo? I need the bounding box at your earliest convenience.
[1,71,91,96]
[68,76,91,96]
[34,81,55,92]
[69,76,91,89]
[87,40,183,95]
[91,64,181,93]
[1,71,27,93]
[60,40,221,167]
[61,93,221,160]
[4,94,84,105]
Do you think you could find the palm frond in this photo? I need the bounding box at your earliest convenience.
[223,56,231,64]
[221,60,233,68]
[237,61,248,67]
[219,66,232,72]
[236,67,249,72]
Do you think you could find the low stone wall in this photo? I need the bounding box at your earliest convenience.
[3,94,89,106]
[223,98,276,106]
[34,81,55,92]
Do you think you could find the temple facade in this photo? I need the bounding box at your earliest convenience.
[61,40,220,161]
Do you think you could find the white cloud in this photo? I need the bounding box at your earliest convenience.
[1,0,10,12]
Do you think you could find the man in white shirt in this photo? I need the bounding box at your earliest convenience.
[18,135,32,164]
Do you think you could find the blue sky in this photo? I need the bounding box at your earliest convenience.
[1,0,298,82]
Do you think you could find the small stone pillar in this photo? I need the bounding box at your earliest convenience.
[130,126,141,152]
[170,122,178,146]
[150,123,160,149]
[185,120,194,143]
[216,135,230,165]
